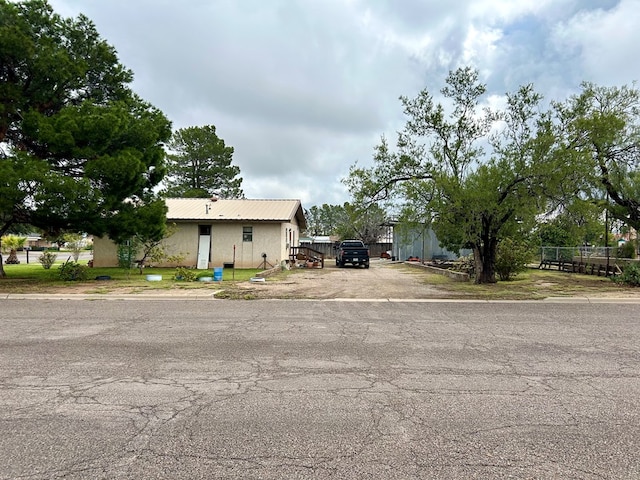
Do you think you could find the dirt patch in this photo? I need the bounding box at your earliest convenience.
[224,260,459,300]
[222,260,640,300]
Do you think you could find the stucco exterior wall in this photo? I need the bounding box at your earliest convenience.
[165,223,199,265]
[92,218,302,269]
[213,222,278,268]
[92,235,119,267]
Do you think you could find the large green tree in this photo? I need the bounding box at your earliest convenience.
[304,205,324,236]
[346,68,560,283]
[304,204,348,236]
[334,202,388,244]
[535,202,604,248]
[163,125,243,199]
[556,83,640,231]
[0,0,171,277]
[304,203,387,243]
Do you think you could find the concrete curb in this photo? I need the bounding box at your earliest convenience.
[1,292,222,301]
[3,293,640,303]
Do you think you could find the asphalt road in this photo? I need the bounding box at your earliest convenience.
[1,299,639,479]
[6,250,93,265]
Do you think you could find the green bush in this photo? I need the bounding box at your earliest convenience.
[616,241,637,259]
[117,241,137,270]
[495,238,531,281]
[614,262,640,287]
[174,266,198,281]
[58,260,88,281]
[38,251,57,269]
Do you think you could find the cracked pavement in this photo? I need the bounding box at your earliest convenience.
[1,299,639,478]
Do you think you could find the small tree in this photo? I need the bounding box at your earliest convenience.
[1,235,27,264]
[119,223,186,274]
[61,233,83,261]
[135,241,185,275]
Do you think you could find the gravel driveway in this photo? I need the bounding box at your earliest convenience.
[236,258,447,300]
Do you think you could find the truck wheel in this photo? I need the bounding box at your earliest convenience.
[364,263,370,269]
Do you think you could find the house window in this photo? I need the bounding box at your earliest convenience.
[243,226,253,242]
[199,225,211,235]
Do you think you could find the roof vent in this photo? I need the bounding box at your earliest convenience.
[210,196,218,202]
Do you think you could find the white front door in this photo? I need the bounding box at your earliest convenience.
[197,226,211,269]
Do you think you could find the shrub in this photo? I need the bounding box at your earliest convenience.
[117,241,137,270]
[495,238,531,281]
[58,260,88,281]
[174,266,198,281]
[38,251,57,269]
[616,241,637,259]
[62,233,83,261]
[614,262,640,287]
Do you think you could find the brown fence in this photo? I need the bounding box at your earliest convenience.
[300,242,392,259]
[539,246,639,276]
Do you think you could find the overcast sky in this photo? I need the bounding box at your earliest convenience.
[48,0,640,208]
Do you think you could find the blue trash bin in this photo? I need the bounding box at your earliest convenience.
[213,267,223,281]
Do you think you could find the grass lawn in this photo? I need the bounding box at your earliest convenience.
[406,265,636,300]
[0,261,264,295]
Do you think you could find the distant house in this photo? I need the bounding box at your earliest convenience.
[93,198,306,269]
[300,235,334,245]
[24,233,48,249]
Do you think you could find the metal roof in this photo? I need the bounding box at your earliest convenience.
[165,198,306,228]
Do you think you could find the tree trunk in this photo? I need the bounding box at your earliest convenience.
[473,240,498,284]
[6,249,20,264]
[0,253,5,278]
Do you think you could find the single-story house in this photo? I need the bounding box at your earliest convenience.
[23,233,54,249]
[93,198,307,269]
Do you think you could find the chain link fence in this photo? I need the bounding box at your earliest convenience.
[539,245,640,276]
[539,246,618,263]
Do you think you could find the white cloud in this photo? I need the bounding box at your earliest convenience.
[552,0,640,86]
[47,0,639,209]
[462,25,503,68]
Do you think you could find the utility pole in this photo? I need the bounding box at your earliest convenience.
[604,201,610,276]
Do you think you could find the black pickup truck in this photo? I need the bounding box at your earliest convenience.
[335,240,370,268]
